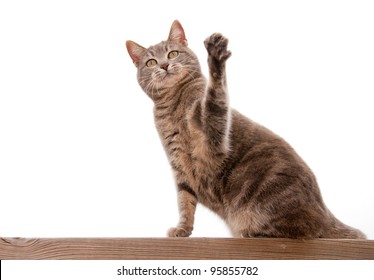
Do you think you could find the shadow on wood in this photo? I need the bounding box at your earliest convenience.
[1,237,373,260]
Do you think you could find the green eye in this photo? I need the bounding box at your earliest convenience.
[146,59,157,68]
[168,50,179,59]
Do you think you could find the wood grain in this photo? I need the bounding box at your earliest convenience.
[1,238,373,260]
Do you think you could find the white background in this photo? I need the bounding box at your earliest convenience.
[0,0,373,239]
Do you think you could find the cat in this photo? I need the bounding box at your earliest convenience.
[126,20,365,239]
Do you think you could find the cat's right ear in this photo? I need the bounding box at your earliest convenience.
[126,40,146,67]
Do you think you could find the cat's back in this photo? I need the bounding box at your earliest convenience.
[228,109,313,174]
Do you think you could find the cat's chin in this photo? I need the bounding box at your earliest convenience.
[161,72,176,80]
[158,73,181,86]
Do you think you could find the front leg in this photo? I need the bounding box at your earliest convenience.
[168,183,197,237]
[200,33,231,150]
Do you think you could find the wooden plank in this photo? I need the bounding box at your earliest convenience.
[0,237,373,260]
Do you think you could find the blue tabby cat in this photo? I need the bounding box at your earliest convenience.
[126,20,365,238]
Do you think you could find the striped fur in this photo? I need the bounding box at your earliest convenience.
[126,20,365,239]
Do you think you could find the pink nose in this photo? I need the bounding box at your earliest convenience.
[161,63,169,70]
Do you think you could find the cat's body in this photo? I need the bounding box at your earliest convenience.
[126,20,365,239]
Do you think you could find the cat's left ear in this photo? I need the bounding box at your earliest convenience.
[168,20,188,46]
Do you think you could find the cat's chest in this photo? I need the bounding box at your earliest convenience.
[156,115,198,169]
[158,118,219,183]
[155,112,225,213]
[158,119,194,162]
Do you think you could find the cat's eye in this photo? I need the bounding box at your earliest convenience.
[146,59,157,68]
[168,50,179,59]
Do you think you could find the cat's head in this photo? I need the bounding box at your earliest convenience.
[126,20,200,99]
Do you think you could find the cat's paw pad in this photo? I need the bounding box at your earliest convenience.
[204,33,232,62]
[167,227,192,237]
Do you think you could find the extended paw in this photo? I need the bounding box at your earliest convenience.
[167,226,192,237]
[204,33,232,62]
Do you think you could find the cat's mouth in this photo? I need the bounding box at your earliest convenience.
[152,65,183,85]
[162,72,176,79]
[163,64,182,78]
[159,71,179,83]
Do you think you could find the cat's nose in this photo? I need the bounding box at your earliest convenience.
[161,63,169,71]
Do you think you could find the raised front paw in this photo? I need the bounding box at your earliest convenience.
[204,33,232,62]
[167,226,192,237]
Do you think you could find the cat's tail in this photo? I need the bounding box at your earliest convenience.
[324,211,366,239]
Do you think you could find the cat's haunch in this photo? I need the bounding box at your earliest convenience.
[126,20,365,239]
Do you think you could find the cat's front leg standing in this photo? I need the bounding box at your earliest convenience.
[168,183,197,237]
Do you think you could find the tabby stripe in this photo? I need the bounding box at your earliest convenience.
[178,183,197,199]
[165,131,179,140]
